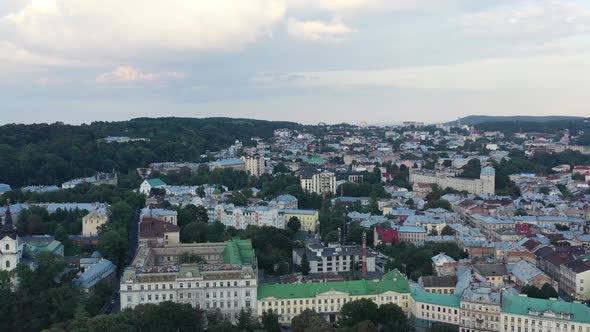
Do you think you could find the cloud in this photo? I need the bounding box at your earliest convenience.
[268,50,590,92]
[1,0,286,63]
[461,0,590,36]
[96,66,187,84]
[287,17,354,42]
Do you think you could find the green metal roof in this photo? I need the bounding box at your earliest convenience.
[146,178,166,187]
[304,156,325,163]
[257,271,410,300]
[223,239,254,265]
[411,289,460,308]
[502,294,590,324]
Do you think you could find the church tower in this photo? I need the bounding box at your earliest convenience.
[0,203,20,271]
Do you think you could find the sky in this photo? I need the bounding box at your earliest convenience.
[1,0,590,125]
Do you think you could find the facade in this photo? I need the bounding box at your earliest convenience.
[411,289,461,329]
[409,166,495,195]
[120,240,257,322]
[501,294,590,332]
[257,270,410,325]
[282,209,319,233]
[418,276,456,295]
[82,205,109,236]
[300,170,337,195]
[139,218,180,246]
[559,259,590,301]
[460,284,502,332]
[240,155,265,177]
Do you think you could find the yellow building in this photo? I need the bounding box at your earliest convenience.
[257,270,410,325]
[282,209,319,234]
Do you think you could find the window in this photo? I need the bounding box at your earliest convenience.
[127,285,132,291]
[5,261,9,268]
[5,244,8,250]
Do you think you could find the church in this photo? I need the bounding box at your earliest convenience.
[0,204,21,271]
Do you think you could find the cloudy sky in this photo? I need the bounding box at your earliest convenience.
[1,0,590,125]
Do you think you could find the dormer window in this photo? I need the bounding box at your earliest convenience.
[5,244,9,251]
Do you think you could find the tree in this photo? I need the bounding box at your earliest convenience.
[339,298,378,327]
[0,271,14,331]
[377,303,410,331]
[261,310,281,332]
[572,172,585,181]
[97,229,127,266]
[522,283,558,299]
[539,186,550,195]
[291,310,333,332]
[351,320,377,332]
[301,252,311,276]
[461,159,482,179]
[324,230,340,243]
[440,225,455,236]
[237,307,257,332]
[287,217,301,233]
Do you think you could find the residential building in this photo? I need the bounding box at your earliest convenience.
[281,209,318,233]
[300,170,337,195]
[208,158,246,172]
[62,171,118,189]
[240,155,265,176]
[120,240,257,322]
[257,270,410,325]
[269,194,298,210]
[398,225,427,245]
[140,207,178,226]
[473,263,509,286]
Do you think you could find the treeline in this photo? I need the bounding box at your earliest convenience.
[0,117,300,187]
[475,119,590,136]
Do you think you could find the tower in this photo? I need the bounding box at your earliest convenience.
[0,203,20,271]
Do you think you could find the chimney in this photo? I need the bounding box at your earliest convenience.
[362,230,368,279]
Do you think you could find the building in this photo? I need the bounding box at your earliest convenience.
[82,204,109,236]
[215,206,284,230]
[140,207,178,226]
[411,289,461,329]
[208,158,246,172]
[473,263,509,286]
[292,241,376,275]
[409,166,495,195]
[73,258,117,293]
[460,284,502,332]
[374,227,400,246]
[139,178,167,195]
[559,259,590,301]
[269,195,298,210]
[256,270,410,325]
[62,171,118,189]
[0,205,19,271]
[139,218,180,246]
[501,294,590,332]
[120,240,257,322]
[418,276,456,295]
[282,209,319,234]
[300,170,337,195]
[240,155,265,177]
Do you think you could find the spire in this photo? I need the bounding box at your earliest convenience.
[1,200,17,239]
[4,200,13,227]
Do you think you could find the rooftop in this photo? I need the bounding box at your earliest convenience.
[502,294,590,323]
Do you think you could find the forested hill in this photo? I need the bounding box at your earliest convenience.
[0,117,300,187]
[448,115,587,126]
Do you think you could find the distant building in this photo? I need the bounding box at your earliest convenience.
[240,155,265,177]
[140,207,178,226]
[292,241,376,275]
[62,171,118,189]
[0,205,19,271]
[409,166,495,195]
[139,178,167,195]
[208,158,246,172]
[139,218,180,246]
[418,276,456,295]
[282,209,318,233]
[82,204,109,236]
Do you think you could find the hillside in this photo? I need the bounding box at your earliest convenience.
[0,117,300,187]
[447,115,586,126]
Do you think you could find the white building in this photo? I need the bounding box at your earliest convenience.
[139,178,167,195]
[0,206,20,271]
[82,204,110,236]
[292,242,376,275]
[120,240,257,322]
[300,170,337,195]
[409,166,495,195]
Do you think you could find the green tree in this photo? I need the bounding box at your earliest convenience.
[324,230,340,243]
[377,303,410,331]
[237,307,257,331]
[97,229,127,266]
[287,217,302,233]
[291,309,333,332]
[301,252,311,276]
[339,298,378,327]
[260,310,281,332]
[440,225,455,236]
